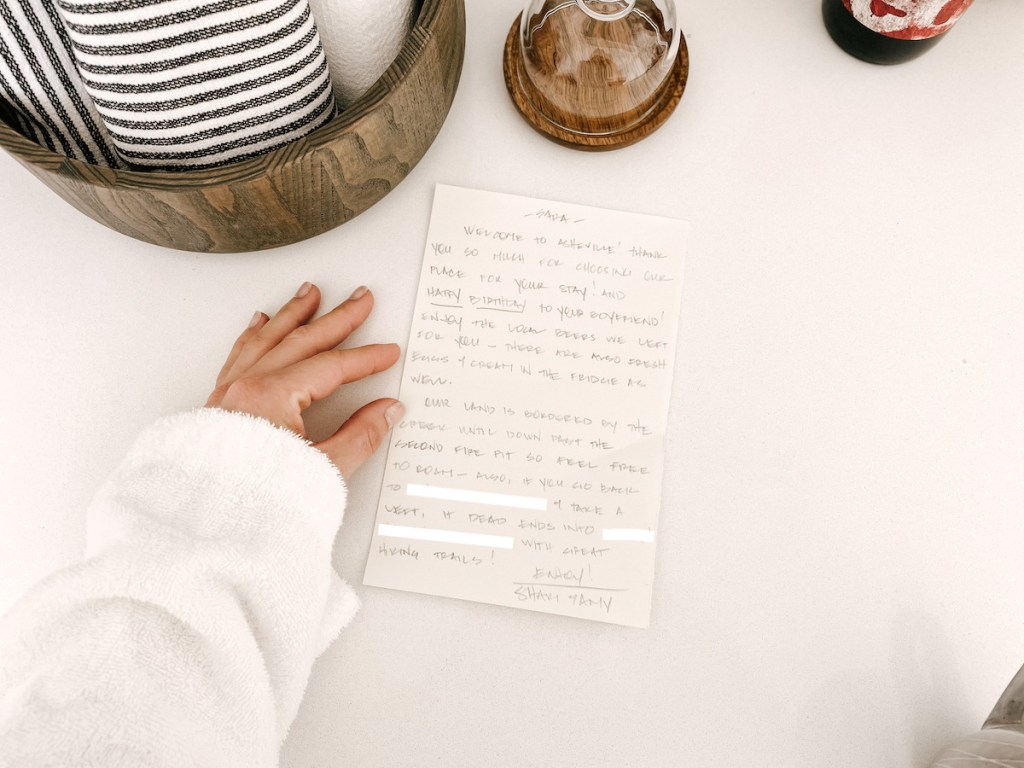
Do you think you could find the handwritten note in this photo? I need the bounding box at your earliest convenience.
[362,185,688,627]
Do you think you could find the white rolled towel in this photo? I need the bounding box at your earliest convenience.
[308,0,417,109]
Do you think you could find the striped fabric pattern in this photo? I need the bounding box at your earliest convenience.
[57,0,337,170]
[0,0,123,166]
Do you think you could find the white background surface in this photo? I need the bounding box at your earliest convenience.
[2,1,1023,765]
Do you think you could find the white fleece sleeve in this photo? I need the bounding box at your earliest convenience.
[0,408,360,768]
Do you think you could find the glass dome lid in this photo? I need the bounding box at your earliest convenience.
[503,0,688,150]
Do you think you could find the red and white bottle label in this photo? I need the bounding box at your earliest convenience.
[842,0,974,40]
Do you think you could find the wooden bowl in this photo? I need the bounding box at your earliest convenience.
[0,0,465,253]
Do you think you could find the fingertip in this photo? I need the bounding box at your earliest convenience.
[290,282,322,315]
[320,397,404,479]
[343,286,374,316]
[381,343,402,369]
[236,311,268,345]
[218,311,270,389]
[384,399,405,428]
[369,343,401,366]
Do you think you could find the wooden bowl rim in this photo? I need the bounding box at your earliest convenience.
[0,0,452,189]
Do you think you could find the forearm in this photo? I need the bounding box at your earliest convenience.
[0,409,358,768]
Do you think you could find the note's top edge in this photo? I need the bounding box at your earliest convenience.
[433,182,692,234]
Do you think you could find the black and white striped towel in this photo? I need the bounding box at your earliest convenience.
[57,0,338,170]
[0,0,124,166]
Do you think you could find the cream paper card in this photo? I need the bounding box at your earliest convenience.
[363,184,688,627]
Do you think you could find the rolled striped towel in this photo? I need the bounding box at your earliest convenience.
[0,0,123,166]
[58,0,338,171]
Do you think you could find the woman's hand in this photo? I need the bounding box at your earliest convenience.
[207,282,403,479]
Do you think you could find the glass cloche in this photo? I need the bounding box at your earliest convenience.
[503,0,688,149]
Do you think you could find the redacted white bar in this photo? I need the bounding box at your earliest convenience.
[378,523,515,550]
[602,528,655,543]
[406,483,547,511]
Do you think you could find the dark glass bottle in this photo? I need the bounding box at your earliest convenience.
[822,0,973,65]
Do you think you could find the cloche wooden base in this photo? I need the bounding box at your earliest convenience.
[502,14,688,151]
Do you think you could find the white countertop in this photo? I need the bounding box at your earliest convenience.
[2,1,1023,765]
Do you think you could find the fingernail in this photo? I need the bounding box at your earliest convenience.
[384,401,405,428]
[349,285,369,301]
[295,281,313,298]
[248,310,263,328]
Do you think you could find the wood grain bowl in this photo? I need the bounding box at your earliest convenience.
[0,0,466,253]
